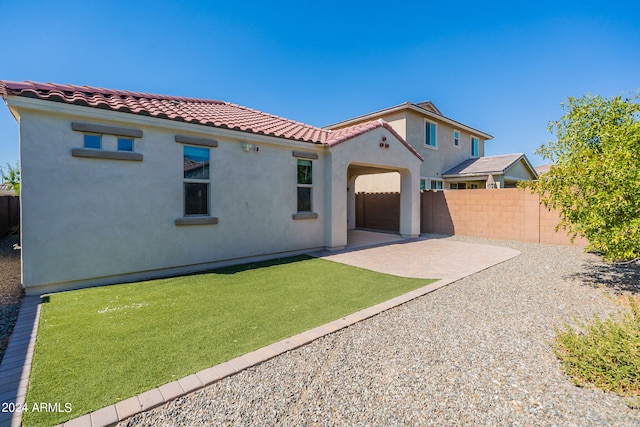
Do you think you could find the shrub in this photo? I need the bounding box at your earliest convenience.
[553,296,640,407]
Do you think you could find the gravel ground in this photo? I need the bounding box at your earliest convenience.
[0,234,23,363]
[116,236,640,426]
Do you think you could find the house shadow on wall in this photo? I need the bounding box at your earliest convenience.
[420,190,454,235]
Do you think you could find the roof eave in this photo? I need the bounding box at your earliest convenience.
[325,102,493,140]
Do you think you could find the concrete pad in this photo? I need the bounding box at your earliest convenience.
[313,235,520,280]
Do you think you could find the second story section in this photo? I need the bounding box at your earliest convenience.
[326,101,493,180]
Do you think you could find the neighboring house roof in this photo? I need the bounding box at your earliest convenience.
[442,153,538,179]
[413,100,442,116]
[0,80,423,161]
[534,164,552,175]
[325,100,494,140]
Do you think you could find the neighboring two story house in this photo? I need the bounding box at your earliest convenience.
[327,101,537,191]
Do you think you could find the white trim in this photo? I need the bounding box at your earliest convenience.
[325,101,493,140]
[424,119,437,148]
[429,178,444,190]
[470,136,479,158]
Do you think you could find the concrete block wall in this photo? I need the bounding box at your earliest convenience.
[420,188,588,246]
[355,193,400,232]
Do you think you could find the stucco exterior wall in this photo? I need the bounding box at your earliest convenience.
[354,172,401,192]
[18,105,327,293]
[326,127,422,248]
[402,110,485,180]
[504,159,535,181]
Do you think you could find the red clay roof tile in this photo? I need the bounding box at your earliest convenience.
[0,80,423,160]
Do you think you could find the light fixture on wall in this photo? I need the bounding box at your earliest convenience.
[241,143,259,153]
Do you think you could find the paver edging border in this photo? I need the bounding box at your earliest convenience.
[51,275,465,427]
[0,296,42,427]
[14,244,519,427]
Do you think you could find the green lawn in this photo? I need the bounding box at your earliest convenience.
[24,255,435,426]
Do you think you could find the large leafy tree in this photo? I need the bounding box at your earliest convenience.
[525,93,640,261]
[0,162,20,196]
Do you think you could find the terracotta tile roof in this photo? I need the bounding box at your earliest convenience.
[0,80,423,161]
[0,80,329,143]
[443,153,531,177]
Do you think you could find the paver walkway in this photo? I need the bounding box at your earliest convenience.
[315,230,521,283]
[0,232,520,427]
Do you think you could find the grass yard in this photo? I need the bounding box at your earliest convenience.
[24,255,435,426]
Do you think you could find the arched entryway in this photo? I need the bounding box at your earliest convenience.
[323,122,423,251]
[348,166,400,233]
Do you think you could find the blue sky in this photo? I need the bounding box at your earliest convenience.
[1,0,639,171]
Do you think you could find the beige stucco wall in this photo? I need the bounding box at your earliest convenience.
[16,101,328,294]
[402,110,485,179]
[354,172,401,193]
[504,159,535,181]
[326,127,422,248]
[339,109,486,181]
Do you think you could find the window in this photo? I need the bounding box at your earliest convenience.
[450,183,467,190]
[471,137,479,157]
[470,183,479,189]
[183,146,210,215]
[430,179,444,190]
[420,179,427,191]
[453,130,460,146]
[84,134,101,149]
[425,121,437,147]
[118,137,134,152]
[297,159,312,212]
[73,122,143,161]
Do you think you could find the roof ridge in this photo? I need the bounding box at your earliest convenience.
[11,80,226,104]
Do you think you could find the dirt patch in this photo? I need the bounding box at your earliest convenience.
[0,234,23,363]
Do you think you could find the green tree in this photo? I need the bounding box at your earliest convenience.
[0,162,20,196]
[524,93,640,261]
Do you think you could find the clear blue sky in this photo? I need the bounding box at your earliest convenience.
[1,0,639,171]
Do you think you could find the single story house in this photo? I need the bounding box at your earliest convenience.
[1,80,425,295]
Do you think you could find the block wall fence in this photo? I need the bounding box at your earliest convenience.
[355,189,588,246]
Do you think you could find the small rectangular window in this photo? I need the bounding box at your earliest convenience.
[454,130,460,146]
[118,137,134,152]
[184,183,209,215]
[84,134,101,149]
[425,122,437,147]
[471,137,479,157]
[184,146,210,180]
[297,159,313,212]
[183,146,210,216]
[420,179,426,191]
[430,179,443,190]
